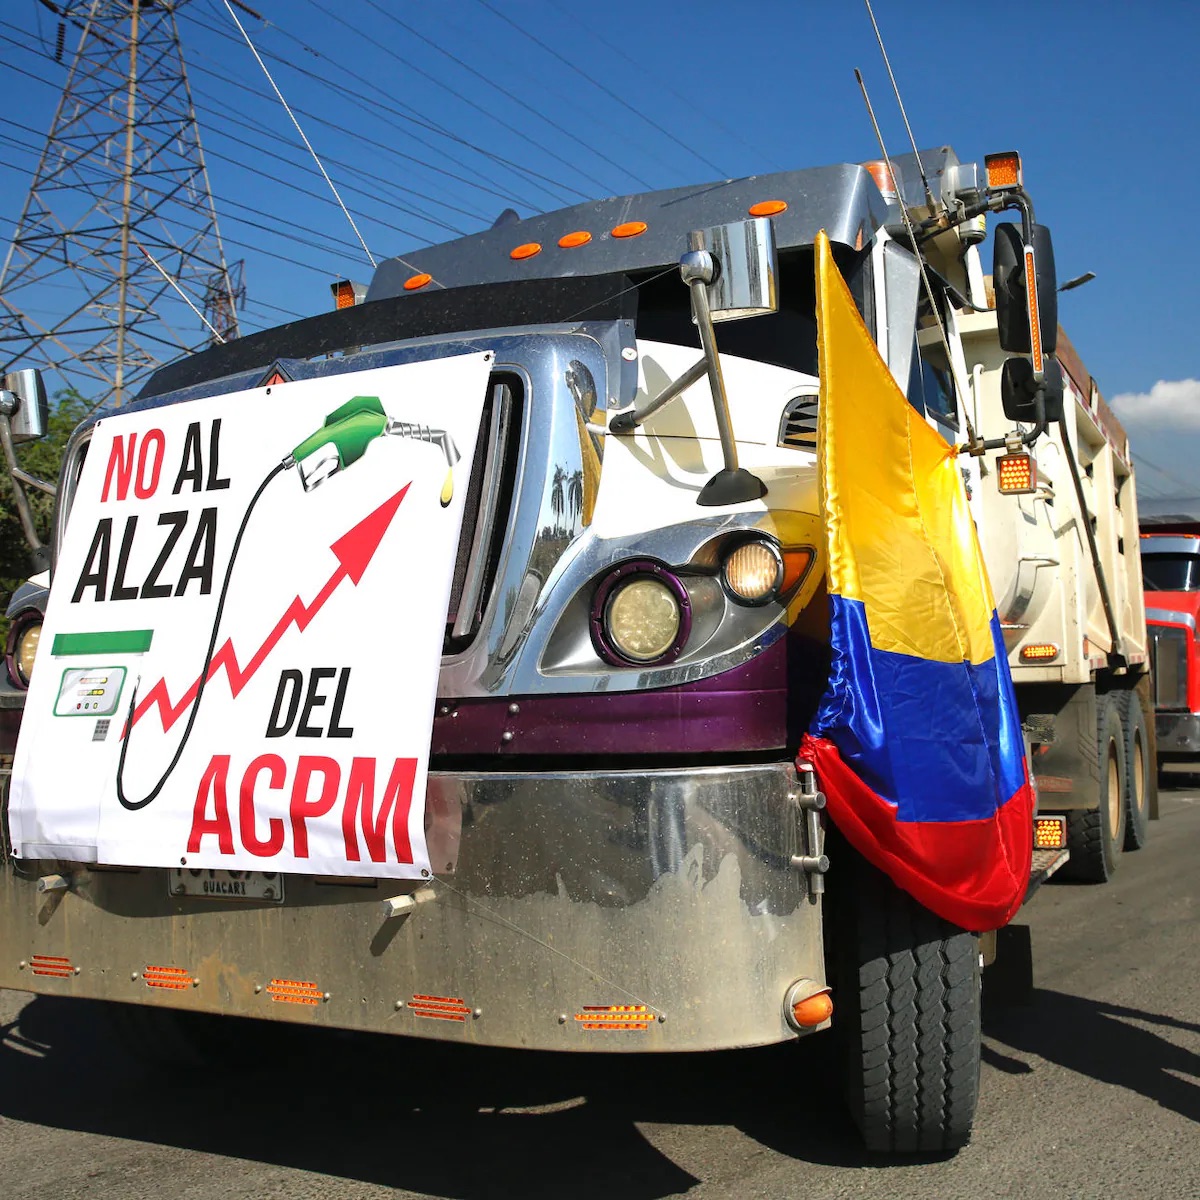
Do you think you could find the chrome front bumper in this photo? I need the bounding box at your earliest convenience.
[0,763,824,1052]
[1155,712,1200,759]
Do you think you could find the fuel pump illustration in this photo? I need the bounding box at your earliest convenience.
[288,396,460,502]
[115,395,461,810]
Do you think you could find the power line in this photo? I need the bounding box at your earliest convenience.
[352,0,645,195]
[471,0,727,179]
[187,2,569,212]
[537,0,783,172]
[218,0,376,268]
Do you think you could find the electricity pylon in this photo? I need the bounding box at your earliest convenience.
[0,0,242,407]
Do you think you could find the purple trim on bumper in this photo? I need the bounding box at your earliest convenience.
[432,638,791,756]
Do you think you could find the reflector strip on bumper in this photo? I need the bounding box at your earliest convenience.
[574,1004,651,1031]
[410,993,472,1021]
[266,978,323,1005]
[30,954,74,978]
[144,965,192,990]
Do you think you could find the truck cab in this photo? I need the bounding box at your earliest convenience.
[1140,528,1200,766]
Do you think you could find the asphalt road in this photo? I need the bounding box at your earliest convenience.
[2,787,1197,1200]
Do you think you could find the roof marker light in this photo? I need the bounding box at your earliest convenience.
[510,242,542,260]
[611,221,647,238]
[330,279,366,309]
[559,230,592,248]
[403,273,432,291]
[861,159,898,200]
[749,200,787,217]
[985,151,1023,191]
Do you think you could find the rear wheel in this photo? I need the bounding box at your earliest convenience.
[1061,693,1125,882]
[836,854,981,1153]
[1118,690,1152,850]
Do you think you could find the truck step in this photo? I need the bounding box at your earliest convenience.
[1024,847,1069,904]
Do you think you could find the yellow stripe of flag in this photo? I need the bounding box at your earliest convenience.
[815,231,996,666]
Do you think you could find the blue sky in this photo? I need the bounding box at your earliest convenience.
[2,0,1197,499]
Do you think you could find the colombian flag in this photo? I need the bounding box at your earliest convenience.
[800,232,1033,931]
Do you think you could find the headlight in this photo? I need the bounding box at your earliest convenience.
[606,578,681,662]
[722,539,784,605]
[12,616,42,687]
[591,561,690,666]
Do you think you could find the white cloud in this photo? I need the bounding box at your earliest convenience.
[1110,378,1200,429]
[1108,379,1200,502]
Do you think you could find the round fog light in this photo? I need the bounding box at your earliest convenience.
[13,618,42,687]
[723,540,783,604]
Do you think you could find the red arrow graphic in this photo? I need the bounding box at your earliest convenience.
[126,483,410,735]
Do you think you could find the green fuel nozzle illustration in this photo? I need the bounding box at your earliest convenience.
[285,395,460,503]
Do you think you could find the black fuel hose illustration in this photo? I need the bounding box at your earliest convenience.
[115,397,459,811]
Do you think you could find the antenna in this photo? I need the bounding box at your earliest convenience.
[862,0,936,209]
[220,0,377,269]
[855,69,979,449]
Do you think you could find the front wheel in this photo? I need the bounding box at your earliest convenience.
[835,853,981,1153]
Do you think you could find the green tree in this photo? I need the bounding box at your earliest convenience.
[0,387,90,629]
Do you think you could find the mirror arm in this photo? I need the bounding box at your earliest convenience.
[961,387,1047,456]
[609,357,708,434]
[610,244,767,507]
[0,410,50,571]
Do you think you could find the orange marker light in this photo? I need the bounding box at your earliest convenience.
[791,992,834,1028]
[1021,643,1060,662]
[1024,247,1043,375]
[861,159,898,199]
[559,230,592,248]
[330,279,365,309]
[985,151,1023,190]
[781,548,815,594]
[510,242,542,260]
[611,221,647,238]
[749,200,787,217]
[403,272,432,291]
[997,451,1036,495]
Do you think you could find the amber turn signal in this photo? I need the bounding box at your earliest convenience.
[792,992,833,1028]
[985,151,1023,190]
[997,452,1036,495]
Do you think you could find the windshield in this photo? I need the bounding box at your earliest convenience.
[1142,553,1200,591]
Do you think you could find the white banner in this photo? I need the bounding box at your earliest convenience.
[11,351,492,878]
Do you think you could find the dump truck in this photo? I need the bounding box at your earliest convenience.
[0,145,1145,1153]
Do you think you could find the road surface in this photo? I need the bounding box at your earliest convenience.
[2,787,1197,1198]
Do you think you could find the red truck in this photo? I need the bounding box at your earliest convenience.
[1140,518,1200,770]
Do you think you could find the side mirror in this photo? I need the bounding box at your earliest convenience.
[1000,355,1065,426]
[687,217,778,322]
[993,223,1058,356]
[0,369,50,442]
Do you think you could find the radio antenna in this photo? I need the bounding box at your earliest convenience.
[863,0,936,209]
[854,69,979,450]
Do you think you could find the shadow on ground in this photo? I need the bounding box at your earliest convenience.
[984,988,1200,1124]
[0,995,872,1198]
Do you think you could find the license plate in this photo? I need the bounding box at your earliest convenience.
[169,868,284,902]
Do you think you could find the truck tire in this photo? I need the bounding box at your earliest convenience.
[835,854,981,1153]
[1118,690,1152,850]
[1061,693,1125,882]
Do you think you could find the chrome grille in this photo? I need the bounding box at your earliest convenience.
[778,392,818,448]
[445,377,519,652]
[1149,624,1188,709]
